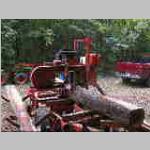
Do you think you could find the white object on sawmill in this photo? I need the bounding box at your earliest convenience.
[80,57,86,64]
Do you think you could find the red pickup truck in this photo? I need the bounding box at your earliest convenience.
[116,54,150,87]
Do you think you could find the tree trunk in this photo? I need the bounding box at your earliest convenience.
[72,86,145,126]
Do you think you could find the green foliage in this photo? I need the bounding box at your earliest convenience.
[1,20,17,71]
[28,28,54,46]
[1,19,150,73]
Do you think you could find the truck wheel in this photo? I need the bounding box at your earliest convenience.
[122,78,130,84]
[146,78,150,87]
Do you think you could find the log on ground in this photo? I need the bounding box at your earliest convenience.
[72,86,145,126]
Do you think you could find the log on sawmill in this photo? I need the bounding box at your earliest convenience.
[72,86,145,126]
[3,85,37,131]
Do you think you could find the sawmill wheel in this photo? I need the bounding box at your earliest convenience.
[14,72,28,84]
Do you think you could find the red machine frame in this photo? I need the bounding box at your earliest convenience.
[22,37,108,132]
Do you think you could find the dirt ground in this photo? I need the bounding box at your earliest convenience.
[1,76,150,131]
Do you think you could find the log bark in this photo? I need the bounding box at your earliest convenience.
[72,86,145,126]
[4,85,37,131]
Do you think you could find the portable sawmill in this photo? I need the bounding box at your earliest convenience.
[2,37,150,132]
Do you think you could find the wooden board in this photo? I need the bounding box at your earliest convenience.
[4,85,37,131]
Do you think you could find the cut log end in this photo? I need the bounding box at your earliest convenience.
[129,108,145,126]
